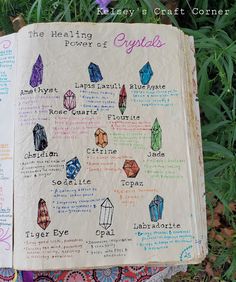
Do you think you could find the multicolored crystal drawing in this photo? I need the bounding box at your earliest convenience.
[139,62,153,85]
[95,128,108,148]
[99,198,114,230]
[29,55,43,87]
[37,198,51,230]
[88,62,103,82]
[123,160,140,178]
[118,84,127,115]
[33,123,48,151]
[149,195,164,222]
[151,118,162,151]
[64,90,76,111]
[66,157,81,179]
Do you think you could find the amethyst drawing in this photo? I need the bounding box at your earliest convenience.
[29,55,43,87]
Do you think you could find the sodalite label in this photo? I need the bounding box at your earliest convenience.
[33,123,48,151]
[149,194,164,222]
[29,55,43,87]
[88,62,103,82]
[139,62,153,85]
[66,157,81,180]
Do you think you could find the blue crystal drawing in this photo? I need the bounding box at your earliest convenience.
[99,198,114,230]
[88,62,103,82]
[149,194,164,222]
[66,157,81,179]
[139,62,153,85]
[30,55,43,87]
[33,123,48,151]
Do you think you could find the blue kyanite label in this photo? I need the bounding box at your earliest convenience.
[149,194,164,222]
[139,62,153,85]
[88,62,103,82]
[66,157,81,179]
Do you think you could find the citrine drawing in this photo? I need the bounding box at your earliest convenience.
[95,128,108,148]
[99,198,114,230]
[118,85,127,115]
[64,90,76,111]
[151,118,162,151]
[37,198,51,230]
[88,62,103,82]
[139,62,153,85]
[66,157,81,179]
[123,160,140,178]
[33,123,48,151]
[30,55,43,87]
[149,195,164,222]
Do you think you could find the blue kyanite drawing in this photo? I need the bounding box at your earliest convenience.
[88,62,103,82]
[66,157,81,179]
[30,55,43,87]
[139,62,153,85]
[149,194,164,222]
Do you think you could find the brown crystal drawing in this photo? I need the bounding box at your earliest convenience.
[37,198,51,230]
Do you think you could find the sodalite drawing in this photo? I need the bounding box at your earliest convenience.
[33,123,48,151]
[151,118,162,151]
[66,157,81,179]
[64,90,76,111]
[88,62,103,82]
[30,55,43,87]
[95,128,108,148]
[149,195,164,222]
[118,84,127,115]
[37,198,51,230]
[139,62,153,85]
[99,198,114,230]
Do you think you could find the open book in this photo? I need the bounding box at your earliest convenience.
[0,22,207,270]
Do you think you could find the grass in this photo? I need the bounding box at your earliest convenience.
[0,0,236,281]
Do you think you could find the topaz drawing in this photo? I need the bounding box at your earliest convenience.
[123,160,140,178]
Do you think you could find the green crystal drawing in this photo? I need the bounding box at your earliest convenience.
[151,118,162,151]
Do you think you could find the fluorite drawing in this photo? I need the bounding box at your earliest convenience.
[64,90,76,111]
[151,118,162,151]
[139,62,153,85]
[149,195,164,222]
[66,157,81,179]
[95,128,108,148]
[123,160,140,178]
[118,85,127,115]
[29,55,43,87]
[33,123,48,151]
[37,198,51,230]
[99,198,114,230]
[88,62,103,82]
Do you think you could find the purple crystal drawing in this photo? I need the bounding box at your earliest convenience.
[29,55,43,87]
[64,90,76,111]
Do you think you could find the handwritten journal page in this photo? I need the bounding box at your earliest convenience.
[13,23,205,270]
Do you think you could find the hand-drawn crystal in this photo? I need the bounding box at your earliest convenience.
[30,55,43,87]
[123,159,140,178]
[37,198,51,230]
[33,123,48,151]
[139,62,153,85]
[151,118,162,151]
[118,84,127,115]
[66,157,81,179]
[64,90,76,111]
[99,198,114,230]
[95,128,108,148]
[149,195,164,222]
[88,62,103,82]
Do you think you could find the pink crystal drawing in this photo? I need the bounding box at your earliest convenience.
[64,90,76,111]
[29,55,43,87]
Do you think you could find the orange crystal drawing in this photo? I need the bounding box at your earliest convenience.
[95,128,108,148]
[123,160,140,178]
[37,198,51,230]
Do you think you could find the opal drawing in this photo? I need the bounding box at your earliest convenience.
[151,118,162,151]
[33,123,48,151]
[139,62,153,85]
[118,84,127,115]
[149,195,164,222]
[95,128,108,148]
[66,157,81,179]
[123,160,140,178]
[99,198,114,230]
[37,198,51,230]
[88,62,103,82]
[64,90,76,111]
[29,55,43,87]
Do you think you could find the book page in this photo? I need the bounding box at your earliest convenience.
[0,34,17,267]
[13,23,206,270]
